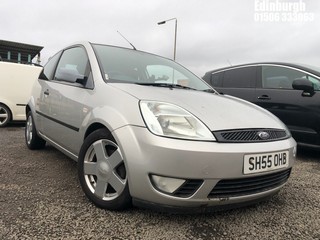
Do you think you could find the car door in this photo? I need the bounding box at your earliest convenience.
[39,46,94,155]
[36,51,62,134]
[254,65,320,147]
[210,66,257,102]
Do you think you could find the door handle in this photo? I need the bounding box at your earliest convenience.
[44,89,49,96]
[258,95,271,100]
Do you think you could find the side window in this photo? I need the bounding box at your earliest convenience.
[41,51,62,80]
[306,75,320,91]
[54,47,91,86]
[262,66,306,89]
[223,67,256,88]
[210,72,223,87]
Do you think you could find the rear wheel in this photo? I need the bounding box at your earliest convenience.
[78,129,131,210]
[0,104,11,127]
[25,111,46,149]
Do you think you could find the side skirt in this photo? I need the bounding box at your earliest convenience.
[39,131,79,161]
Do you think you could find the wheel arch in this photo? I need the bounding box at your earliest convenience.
[25,95,37,115]
[82,104,142,142]
[25,104,31,115]
[84,122,112,140]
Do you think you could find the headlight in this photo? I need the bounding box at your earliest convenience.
[140,101,215,141]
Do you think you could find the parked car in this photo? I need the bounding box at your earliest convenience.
[25,43,296,212]
[203,63,320,150]
[0,62,42,127]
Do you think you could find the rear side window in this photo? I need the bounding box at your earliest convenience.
[223,67,256,88]
[210,72,223,87]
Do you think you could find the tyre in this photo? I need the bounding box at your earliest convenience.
[25,111,46,149]
[0,104,11,127]
[78,129,131,210]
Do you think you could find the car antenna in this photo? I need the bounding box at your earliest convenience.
[227,59,232,66]
[117,31,137,50]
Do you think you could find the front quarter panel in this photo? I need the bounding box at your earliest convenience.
[76,84,145,155]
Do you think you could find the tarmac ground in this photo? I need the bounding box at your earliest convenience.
[1,123,319,239]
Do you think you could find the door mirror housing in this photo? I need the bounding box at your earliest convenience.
[55,67,86,84]
[292,78,314,94]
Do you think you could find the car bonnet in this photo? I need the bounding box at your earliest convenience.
[112,83,287,131]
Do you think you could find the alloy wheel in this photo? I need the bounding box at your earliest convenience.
[83,139,127,201]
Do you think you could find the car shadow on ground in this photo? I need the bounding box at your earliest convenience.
[297,146,319,160]
[5,122,25,128]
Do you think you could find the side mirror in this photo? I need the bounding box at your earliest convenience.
[55,67,86,84]
[292,78,314,94]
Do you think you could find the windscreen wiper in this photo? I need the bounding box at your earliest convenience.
[202,88,218,94]
[136,82,197,90]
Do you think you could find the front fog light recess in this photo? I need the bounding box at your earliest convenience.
[151,175,185,194]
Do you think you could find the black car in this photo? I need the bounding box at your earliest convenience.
[203,62,320,149]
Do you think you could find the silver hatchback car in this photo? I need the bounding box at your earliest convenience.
[25,42,296,212]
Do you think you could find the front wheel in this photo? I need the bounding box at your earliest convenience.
[78,129,131,210]
[25,111,46,149]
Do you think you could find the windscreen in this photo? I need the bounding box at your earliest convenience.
[92,44,211,91]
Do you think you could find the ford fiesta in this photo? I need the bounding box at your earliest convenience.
[25,42,296,212]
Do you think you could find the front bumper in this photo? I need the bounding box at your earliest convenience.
[113,125,296,210]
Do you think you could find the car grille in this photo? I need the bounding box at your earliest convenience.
[173,180,204,197]
[208,168,291,198]
[213,129,289,143]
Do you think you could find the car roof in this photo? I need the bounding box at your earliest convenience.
[205,62,320,77]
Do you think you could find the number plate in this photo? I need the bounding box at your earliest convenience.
[243,151,289,175]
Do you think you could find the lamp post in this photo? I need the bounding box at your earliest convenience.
[158,18,177,61]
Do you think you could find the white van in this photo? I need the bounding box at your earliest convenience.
[0,61,42,127]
